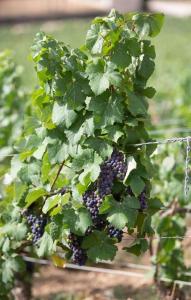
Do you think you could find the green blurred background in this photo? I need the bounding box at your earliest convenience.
[0,16,190,97]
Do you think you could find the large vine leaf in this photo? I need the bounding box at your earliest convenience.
[52,102,77,128]
[25,187,47,208]
[82,231,117,262]
[124,239,149,256]
[127,92,147,116]
[88,92,124,127]
[86,58,122,95]
[100,196,139,229]
[2,256,25,284]
[37,232,56,257]
[132,13,164,38]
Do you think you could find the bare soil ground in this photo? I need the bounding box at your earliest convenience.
[32,265,158,300]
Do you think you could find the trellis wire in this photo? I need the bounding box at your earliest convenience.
[57,254,191,276]
[21,255,191,287]
[129,136,191,147]
[122,235,191,241]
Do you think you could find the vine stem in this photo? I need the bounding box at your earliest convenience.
[160,203,191,218]
[50,161,65,191]
[43,161,66,202]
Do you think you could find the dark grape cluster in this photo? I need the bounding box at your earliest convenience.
[139,189,147,210]
[97,150,127,197]
[68,234,87,265]
[107,150,127,180]
[83,150,127,226]
[26,214,46,244]
[97,163,114,198]
[108,225,123,242]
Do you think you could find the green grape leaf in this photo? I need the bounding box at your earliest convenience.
[86,59,122,95]
[18,162,41,186]
[88,92,124,127]
[42,195,61,214]
[33,143,47,160]
[37,232,56,257]
[25,188,47,207]
[127,92,147,116]
[124,239,149,256]
[102,125,124,143]
[137,56,155,80]
[2,256,25,284]
[111,42,131,68]
[133,13,164,38]
[100,196,139,229]
[85,137,113,159]
[41,151,51,183]
[86,23,106,54]
[52,102,77,128]
[143,87,156,98]
[65,117,94,145]
[72,149,95,171]
[72,149,102,184]
[74,208,92,235]
[128,174,145,196]
[82,231,117,262]
[14,182,28,203]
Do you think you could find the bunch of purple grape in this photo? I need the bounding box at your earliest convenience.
[26,214,46,244]
[108,225,123,242]
[83,150,127,225]
[97,150,127,197]
[97,163,115,198]
[68,234,87,265]
[107,150,128,180]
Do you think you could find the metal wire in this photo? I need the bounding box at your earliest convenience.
[130,136,191,147]
[122,235,191,241]
[21,255,191,287]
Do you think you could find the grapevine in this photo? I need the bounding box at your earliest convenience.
[0,9,165,296]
